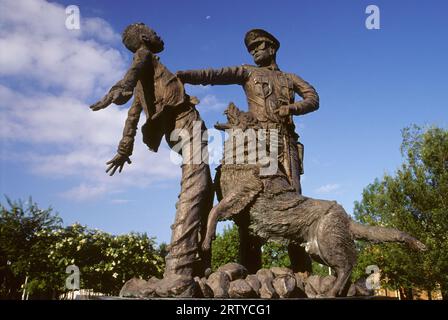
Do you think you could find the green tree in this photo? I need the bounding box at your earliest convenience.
[261,242,330,276]
[211,224,239,271]
[1,197,165,299]
[0,197,62,299]
[158,242,169,259]
[261,242,290,269]
[353,125,448,299]
[45,224,164,296]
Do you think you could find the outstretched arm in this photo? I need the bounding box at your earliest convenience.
[106,98,142,176]
[90,48,152,111]
[176,66,248,86]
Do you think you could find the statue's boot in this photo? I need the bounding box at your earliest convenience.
[155,246,200,297]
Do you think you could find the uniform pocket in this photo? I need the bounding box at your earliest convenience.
[254,76,271,98]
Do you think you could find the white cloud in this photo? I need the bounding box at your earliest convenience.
[0,83,181,200]
[60,183,109,201]
[0,0,125,98]
[83,17,121,44]
[314,183,341,194]
[184,84,211,95]
[183,86,229,114]
[196,94,227,112]
[0,0,181,201]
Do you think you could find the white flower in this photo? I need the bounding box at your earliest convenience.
[112,272,118,278]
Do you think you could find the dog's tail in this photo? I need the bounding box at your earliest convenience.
[349,220,426,251]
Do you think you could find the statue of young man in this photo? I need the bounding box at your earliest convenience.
[90,23,213,297]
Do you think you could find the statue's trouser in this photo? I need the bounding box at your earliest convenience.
[164,107,213,280]
[238,133,312,273]
[163,163,213,278]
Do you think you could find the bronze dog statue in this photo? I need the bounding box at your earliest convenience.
[203,104,426,297]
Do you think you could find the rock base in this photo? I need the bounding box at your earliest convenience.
[119,263,374,299]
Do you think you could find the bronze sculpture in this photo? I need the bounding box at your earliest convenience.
[88,24,426,298]
[176,29,318,273]
[90,23,213,297]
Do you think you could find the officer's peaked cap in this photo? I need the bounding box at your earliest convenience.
[244,29,280,52]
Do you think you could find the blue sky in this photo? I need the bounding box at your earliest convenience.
[0,0,447,245]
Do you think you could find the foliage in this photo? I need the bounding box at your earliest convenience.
[261,241,290,269]
[211,224,239,271]
[44,224,164,296]
[312,262,331,277]
[0,197,62,299]
[352,125,448,299]
[0,197,164,299]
